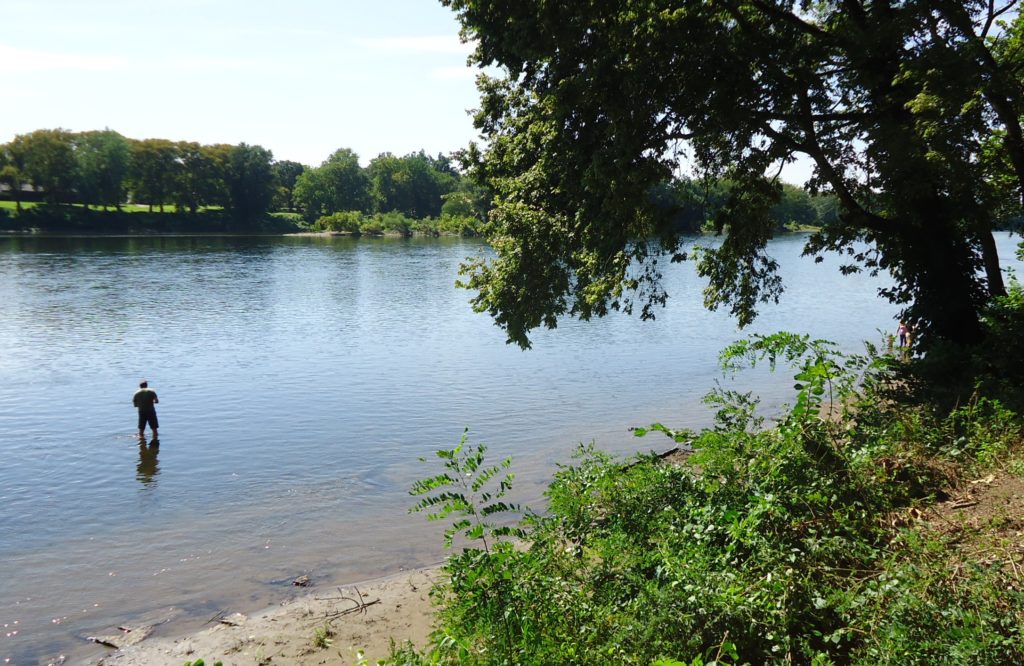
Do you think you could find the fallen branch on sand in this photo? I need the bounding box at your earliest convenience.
[313,586,381,620]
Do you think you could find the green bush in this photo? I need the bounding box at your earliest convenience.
[398,333,1024,665]
[314,210,363,233]
[379,211,413,235]
[359,217,385,235]
[844,529,1024,665]
[435,214,485,237]
[902,274,1024,412]
[284,208,486,237]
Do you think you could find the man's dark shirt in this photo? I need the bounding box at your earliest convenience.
[133,388,158,412]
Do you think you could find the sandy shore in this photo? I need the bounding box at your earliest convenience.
[95,568,439,666]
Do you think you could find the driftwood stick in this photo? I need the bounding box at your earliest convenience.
[323,598,381,619]
[308,585,381,623]
[205,610,227,625]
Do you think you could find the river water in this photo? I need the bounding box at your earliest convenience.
[0,232,1019,664]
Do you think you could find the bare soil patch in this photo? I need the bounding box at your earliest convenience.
[96,569,437,666]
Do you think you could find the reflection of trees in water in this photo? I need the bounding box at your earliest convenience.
[136,442,159,485]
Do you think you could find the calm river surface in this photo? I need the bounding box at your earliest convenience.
[1,233,1020,664]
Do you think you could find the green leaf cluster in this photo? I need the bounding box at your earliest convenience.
[410,429,523,552]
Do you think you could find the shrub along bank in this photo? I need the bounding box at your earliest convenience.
[312,210,486,237]
[399,327,1024,665]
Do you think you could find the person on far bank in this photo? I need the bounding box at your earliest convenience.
[896,321,910,348]
[133,380,159,442]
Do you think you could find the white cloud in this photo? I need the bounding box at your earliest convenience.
[165,56,257,71]
[356,35,474,55]
[431,65,478,81]
[199,25,327,40]
[0,43,267,76]
[0,43,127,73]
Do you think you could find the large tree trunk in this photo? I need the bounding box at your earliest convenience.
[978,229,1006,298]
[906,225,985,346]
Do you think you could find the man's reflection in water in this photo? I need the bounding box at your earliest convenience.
[137,440,160,486]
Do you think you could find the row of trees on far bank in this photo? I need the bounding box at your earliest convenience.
[0,128,489,224]
[651,178,840,234]
[0,128,844,233]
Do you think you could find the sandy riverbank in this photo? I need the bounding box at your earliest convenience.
[95,568,438,666]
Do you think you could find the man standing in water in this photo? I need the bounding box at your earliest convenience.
[133,380,159,442]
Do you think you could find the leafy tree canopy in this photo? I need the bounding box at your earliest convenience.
[173,141,231,214]
[75,129,130,209]
[367,151,458,219]
[294,148,373,221]
[225,143,275,223]
[129,138,180,212]
[11,129,77,204]
[442,177,492,221]
[273,159,305,211]
[447,0,1024,348]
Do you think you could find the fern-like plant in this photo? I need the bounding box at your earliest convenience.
[410,428,523,552]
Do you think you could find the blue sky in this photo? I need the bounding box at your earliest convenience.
[0,0,483,166]
[0,0,815,181]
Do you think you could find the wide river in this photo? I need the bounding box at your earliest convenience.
[1,233,1020,664]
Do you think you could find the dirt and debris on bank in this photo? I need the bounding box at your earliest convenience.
[96,569,437,666]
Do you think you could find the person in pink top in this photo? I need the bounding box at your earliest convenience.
[896,321,910,348]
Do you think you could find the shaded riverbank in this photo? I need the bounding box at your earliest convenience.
[0,205,301,235]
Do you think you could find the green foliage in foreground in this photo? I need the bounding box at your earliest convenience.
[395,333,1024,665]
[905,276,1024,413]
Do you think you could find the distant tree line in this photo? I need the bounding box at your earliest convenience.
[0,128,490,227]
[649,178,840,234]
[0,127,846,234]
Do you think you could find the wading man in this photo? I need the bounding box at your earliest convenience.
[132,380,159,442]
